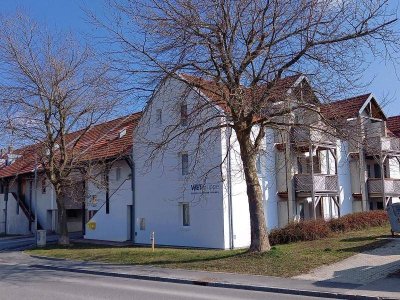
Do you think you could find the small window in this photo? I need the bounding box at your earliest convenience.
[180,103,188,126]
[182,203,190,226]
[156,109,162,126]
[139,218,146,230]
[256,155,262,174]
[41,178,46,194]
[116,167,121,181]
[181,153,189,175]
[376,201,384,210]
[374,164,381,179]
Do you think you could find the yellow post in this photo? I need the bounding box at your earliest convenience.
[151,231,155,252]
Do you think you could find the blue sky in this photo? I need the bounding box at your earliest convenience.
[1,0,400,117]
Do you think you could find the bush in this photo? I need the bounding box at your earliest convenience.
[329,211,388,233]
[269,210,388,246]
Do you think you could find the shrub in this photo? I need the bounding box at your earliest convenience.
[328,211,388,233]
[269,219,331,246]
[269,210,388,246]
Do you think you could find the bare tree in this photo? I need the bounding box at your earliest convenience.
[0,14,122,245]
[94,0,399,252]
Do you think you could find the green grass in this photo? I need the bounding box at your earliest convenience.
[26,225,392,277]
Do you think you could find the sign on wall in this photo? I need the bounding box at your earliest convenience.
[190,183,220,195]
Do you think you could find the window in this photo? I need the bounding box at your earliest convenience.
[66,209,81,220]
[377,201,384,210]
[156,109,162,126]
[374,164,381,178]
[256,155,262,174]
[181,153,189,175]
[41,178,46,194]
[180,103,188,126]
[116,167,121,181]
[182,203,190,226]
[139,218,146,230]
[367,165,371,178]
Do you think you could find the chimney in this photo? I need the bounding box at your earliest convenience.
[7,145,13,154]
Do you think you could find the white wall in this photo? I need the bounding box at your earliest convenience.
[0,193,30,235]
[85,160,133,241]
[134,78,227,248]
[337,141,353,216]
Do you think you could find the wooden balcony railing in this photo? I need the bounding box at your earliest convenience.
[366,136,400,154]
[367,178,400,195]
[291,123,337,146]
[294,174,339,193]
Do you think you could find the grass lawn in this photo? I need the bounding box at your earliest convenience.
[26,225,392,277]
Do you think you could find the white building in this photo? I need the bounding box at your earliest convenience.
[1,75,399,250]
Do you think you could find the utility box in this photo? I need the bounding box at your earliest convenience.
[36,230,47,247]
[387,203,400,236]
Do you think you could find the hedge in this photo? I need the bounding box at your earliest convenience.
[269,210,388,246]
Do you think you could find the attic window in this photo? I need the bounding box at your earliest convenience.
[119,128,127,138]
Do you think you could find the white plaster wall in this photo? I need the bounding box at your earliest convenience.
[85,160,133,241]
[337,141,353,216]
[133,78,227,248]
[0,194,30,235]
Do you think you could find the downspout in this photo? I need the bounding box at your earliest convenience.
[4,180,9,236]
[226,128,234,250]
[130,158,136,243]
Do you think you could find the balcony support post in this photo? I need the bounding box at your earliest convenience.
[285,130,295,223]
[381,154,387,209]
[310,144,316,220]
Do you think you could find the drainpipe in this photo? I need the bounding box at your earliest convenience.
[130,158,136,243]
[226,128,234,250]
[4,180,9,236]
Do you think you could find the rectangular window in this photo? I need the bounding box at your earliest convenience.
[256,155,262,174]
[116,167,121,181]
[41,178,46,194]
[182,203,190,226]
[374,164,381,178]
[156,109,162,126]
[139,218,146,230]
[180,104,188,126]
[181,153,189,175]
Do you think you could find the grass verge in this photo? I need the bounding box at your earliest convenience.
[26,225,391,277]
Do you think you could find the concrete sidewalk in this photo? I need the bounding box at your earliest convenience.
[2,251,398,300]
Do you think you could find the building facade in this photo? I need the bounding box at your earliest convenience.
[1,75,399,249]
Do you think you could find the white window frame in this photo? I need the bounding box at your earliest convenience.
[116,167,121,181]
[156,109,162,126]
[181,203,190,227]
[180,103,188,126]
[181,152,189,176]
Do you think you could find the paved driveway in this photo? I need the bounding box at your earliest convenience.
[295,238,400,285]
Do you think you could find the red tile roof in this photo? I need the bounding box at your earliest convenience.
[387,115,400,138]
[320,94,371,120]
[0,112,142,178]
[180,74,302,114]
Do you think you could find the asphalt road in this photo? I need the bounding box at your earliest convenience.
[0,262,337,300]
[0,233,82,251]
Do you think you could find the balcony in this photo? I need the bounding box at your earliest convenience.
[294,174,339,194]
[365,136,400,155]
[291,123,337,147]
[367,178,400,196]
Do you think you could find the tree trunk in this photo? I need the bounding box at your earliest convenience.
[55,191,70,246]
[236,130,271,253]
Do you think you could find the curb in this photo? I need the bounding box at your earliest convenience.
[29,264,398,300]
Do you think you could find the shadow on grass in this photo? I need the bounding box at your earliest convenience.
[337,237,390,254]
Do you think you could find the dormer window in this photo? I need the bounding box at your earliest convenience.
[119,128,127,138]
[180,103,188,126]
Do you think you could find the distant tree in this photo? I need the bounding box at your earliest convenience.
[95,0,399,252]
[0,14,122,245]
